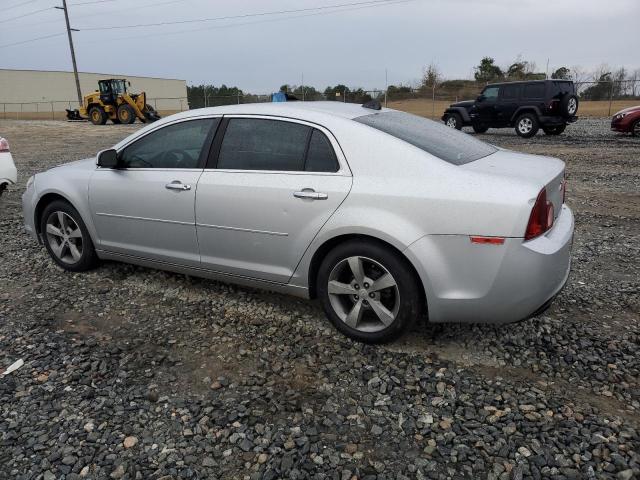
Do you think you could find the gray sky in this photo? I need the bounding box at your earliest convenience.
[2,0,638,92]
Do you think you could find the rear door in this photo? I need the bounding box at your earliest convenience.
[521,82,547,114]
[195,116,352,284]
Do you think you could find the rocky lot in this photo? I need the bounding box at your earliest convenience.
[0,118,638,480]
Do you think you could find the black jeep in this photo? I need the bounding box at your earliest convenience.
[442,80,579,138]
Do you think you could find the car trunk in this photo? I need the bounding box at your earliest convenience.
[462,149,565,222]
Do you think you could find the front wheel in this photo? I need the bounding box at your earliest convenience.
[542,124,566,135]
[40,200,98,272]
[117,104,136,124]
[515,113,539,138]
[317,240,421,343]
[444,113,462,130]
[89,106,107,126]
[632,119,640,137]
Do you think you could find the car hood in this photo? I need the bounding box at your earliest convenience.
[51,157,96,171]
[613,105,640,116]
[450,100,475,108]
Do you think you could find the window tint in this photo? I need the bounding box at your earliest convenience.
[217,118,310,171]
[120,118,217,168]
[305,130,339,172]
[551,81,574,98]
[355,111,497,165]
[523,83,545,99]
[483,86,499,99]
[502,84,520,100]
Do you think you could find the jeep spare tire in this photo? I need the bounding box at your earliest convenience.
[560,94,579,118]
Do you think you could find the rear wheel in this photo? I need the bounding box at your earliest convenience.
[444,113,462,130]
[89,106,107,125]
[317,240,421,343]
[117,104,136,124]
[40,200,98,272]
[542,124,566,135]
[515,113,539,138]
[472,124,489,133]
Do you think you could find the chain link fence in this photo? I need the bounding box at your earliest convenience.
[2,80,638,121]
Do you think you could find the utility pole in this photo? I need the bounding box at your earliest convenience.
[56,0,82,106]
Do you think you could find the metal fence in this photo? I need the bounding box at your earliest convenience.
[2,80,639,121]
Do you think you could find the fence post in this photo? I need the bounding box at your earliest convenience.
[51,102,54,121]
[237,92,240,105]
[608,81,614,117]
[432,84,436,119]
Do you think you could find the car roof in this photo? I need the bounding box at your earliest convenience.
[487,79,573,87]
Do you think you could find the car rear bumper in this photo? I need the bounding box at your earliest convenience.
[405,205,574,324]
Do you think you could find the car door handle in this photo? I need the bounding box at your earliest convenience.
[165,181,191,191]
[294,189,328,200]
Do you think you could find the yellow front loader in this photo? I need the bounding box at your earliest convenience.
[66,79,161,125]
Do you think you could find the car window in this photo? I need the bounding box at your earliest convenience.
[551,81,574,97]
[523,83,545,99]
[217,118,310,171]
[120,118,217,168]
[483,86,499,100]
[502,84,520,100]
[355,111,497,165]
[305,130,339,172]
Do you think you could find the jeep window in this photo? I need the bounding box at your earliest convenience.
[355,111,497,165]
[523,83,545,99]
[551,81,574,98]
[482,86,500,100]
[502,84,520,100]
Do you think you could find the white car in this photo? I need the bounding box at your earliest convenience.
[22,102,573,343]
[0,137,17,197]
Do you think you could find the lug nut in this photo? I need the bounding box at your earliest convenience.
[354,284,359,289]
[369,292,375,298]
[354,295,359,300]
[364,283,369,288]
[363,300,369,306]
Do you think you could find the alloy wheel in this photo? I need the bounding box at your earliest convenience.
[45,211,84,264]
[568,98,577,115]
[518,118,533,134]
[327,256,400,333]
[446,117,457,128]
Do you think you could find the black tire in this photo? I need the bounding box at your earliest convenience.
[112,117,122,125]
[515,113,539,138]
[317,240,421,344]
[632,119,640,137]
[40,200,98,272]
[472,124,489,134]
[560,94,579,118]
[542,124,566,135]
[89,106,107,126]
[117,104,136,124]
[444,113,462,130]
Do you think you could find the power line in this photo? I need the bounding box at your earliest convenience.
[78,0,404,31]
[5,0,43,11]
[0,6,53,23]
[82,0,416,44]
[0,32,65,49]
[68,0,118,5]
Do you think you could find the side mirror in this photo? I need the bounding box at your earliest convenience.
[97,149,119,168]
[477,94,486,102]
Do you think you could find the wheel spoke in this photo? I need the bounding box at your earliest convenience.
[328,280,357,295]
[57,212,67,231]
[50,240,64,258]
[345,299,364,328]
[347,257,365,284]
[68,243,82,261]
[369,299,395,326]
[46,223,64,238]
[68,226,82,238]
[369,273,396,292]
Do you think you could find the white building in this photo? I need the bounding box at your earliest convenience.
[0,69,188,120]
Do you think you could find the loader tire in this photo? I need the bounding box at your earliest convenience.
[117,104,136,124]
[89,106,107,125]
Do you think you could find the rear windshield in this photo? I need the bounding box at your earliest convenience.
[354,111,497,165]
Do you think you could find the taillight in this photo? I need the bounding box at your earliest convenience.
[525,189,554,241]
[0,138,9,153]
[547,99,559,113]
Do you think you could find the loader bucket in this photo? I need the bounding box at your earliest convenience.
[66,109,85,121]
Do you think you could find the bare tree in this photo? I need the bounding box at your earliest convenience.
[421,63,442,90]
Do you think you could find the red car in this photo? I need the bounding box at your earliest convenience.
[611,105,640,136]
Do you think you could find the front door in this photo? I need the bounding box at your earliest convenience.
[89,117,219,266]
[476,85,500,126]
[196,116,352,284]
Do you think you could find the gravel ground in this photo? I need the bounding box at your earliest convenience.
[0,118,638,480]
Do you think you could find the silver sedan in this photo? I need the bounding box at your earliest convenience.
[22,102,573,343]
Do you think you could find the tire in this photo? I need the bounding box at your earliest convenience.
[89,106,107,125]
[472,124,489,133]
[515,113,539,138]
[117,104,136,124]
[444,113,462,130]
[560,94,579,118]
[542,124,566,135]
[632,119,640,137]
[40,200,98,272]
[317,240,421,344]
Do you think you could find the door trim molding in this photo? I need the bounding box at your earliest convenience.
[196,222,288,237]
[96,212,193,226]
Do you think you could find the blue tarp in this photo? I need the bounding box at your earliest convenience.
[271,92,287,102]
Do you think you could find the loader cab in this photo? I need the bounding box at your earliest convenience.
[98,79,128,105]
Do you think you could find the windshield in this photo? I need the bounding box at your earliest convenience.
[112,80,127,94]
[355,111,497,165]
